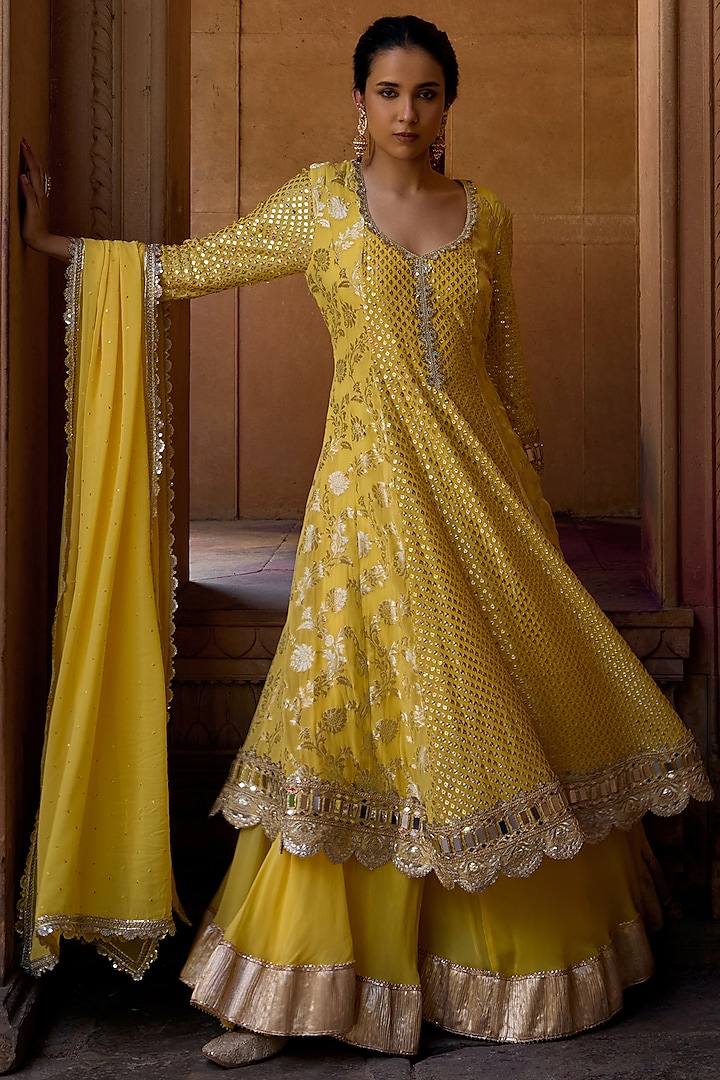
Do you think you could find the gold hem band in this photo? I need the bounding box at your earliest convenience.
[419,918,654,1043]
[187,933,355,1037]
[213,758,585,892]
[338,976,422,1056]
[184,923,422,1054]
[185,917,655,1053]
[180,908,220,988]
[212,736,712,891]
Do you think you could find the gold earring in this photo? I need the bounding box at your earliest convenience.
[430,112,447,172]
[353,105,367,162]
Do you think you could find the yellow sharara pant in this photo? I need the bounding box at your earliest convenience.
[183,823,661,1054]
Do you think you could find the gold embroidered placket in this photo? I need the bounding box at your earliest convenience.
[354,158,478,391]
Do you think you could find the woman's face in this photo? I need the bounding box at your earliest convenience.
[354,47,447,163]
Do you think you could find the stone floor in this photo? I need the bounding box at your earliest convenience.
[182,520,299,613]
[10,921,720,1078]
[186,515,657,612]
[553,516,659,610]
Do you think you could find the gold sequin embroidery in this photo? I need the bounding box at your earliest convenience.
[354,159,478,390]
[159,171,315,299]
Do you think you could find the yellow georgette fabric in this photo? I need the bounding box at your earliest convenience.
[158,161,712,1047]
[181,823,662,1051]
[19,240,177,979]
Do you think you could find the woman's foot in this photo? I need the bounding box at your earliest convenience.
[202,1030,288,1068]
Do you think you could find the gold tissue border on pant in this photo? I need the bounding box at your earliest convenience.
[182,918,654,1052]
[338,975,423,1056]
[187,933,356,1037]
[419,917,654,1043]
[183,920,421,1055]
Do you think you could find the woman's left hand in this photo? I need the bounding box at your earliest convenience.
[19,140,71,260]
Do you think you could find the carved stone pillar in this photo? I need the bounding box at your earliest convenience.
[0,0,51,1067]
[637,0,679,606]
[0,0,190,1069]
[675,0,719,914]
[49,1,190,580]
[637,0,719,913]
[711,0,720,915]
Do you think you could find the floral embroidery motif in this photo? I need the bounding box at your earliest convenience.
[332,220,364,254]
[327,195,350,220]
[290,644,316,672]
[327,471,351,495]
[357,531,372,558]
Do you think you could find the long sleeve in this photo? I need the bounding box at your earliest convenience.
[159,170,314,300]
[485,206,544,472]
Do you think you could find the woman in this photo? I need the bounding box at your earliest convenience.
[21,15,712,1070]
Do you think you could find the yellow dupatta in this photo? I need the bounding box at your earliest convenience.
[18,239,177,978]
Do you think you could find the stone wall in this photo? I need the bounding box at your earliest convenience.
[188,0,639,520]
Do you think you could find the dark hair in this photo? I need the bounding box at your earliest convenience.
[353,16,459,106]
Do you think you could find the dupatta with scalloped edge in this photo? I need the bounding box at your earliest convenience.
[18,238,178,979]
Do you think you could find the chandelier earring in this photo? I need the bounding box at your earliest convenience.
[430,112,448,172]
[353,104,368,162]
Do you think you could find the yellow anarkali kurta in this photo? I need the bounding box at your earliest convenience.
[157,160,712,1050]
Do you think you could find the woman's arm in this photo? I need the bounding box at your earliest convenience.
[485,205,544,472]
[159,169,315,300]
[19,141,315,294]
[19,141,72,261]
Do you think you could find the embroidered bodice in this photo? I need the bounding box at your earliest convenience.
[159,160,542,462]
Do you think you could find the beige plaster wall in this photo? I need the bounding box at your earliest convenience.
[190,1,240,518]
[190,0,638,519]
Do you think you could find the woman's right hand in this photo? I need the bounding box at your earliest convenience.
[19,140,72,261]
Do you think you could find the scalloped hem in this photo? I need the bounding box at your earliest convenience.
[211,736,712,892]
[29,915,176,981]
[184,917,655,1053]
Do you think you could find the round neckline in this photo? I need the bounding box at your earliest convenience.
[353,159,477,261]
